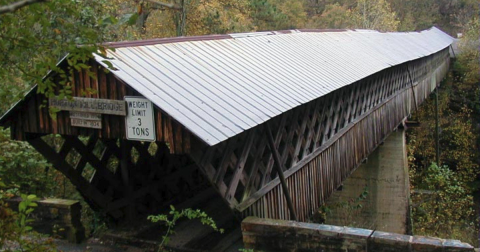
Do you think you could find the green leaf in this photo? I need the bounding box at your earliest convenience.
[119,13,139,26]
[19,202,27,212]
[27,194,37,200]
[127,13,139,26]
[102,60,115,70]
[101,16,118,25]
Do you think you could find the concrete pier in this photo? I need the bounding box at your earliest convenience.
[324,128,410,234]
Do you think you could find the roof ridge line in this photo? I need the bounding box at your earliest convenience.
[103,34,232,48]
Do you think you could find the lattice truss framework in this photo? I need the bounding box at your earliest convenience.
[27,135,206,219]
[189,48,451,220]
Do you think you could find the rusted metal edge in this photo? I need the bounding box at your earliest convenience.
[104,26,447,49]
[103,34,233,48]
[103,29,353,49]
[297,28,348,33]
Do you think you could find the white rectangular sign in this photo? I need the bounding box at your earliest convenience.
[125,97,156,142]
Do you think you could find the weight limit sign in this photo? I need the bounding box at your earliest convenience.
[125,97,156,142]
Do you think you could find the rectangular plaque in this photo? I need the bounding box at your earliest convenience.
[125,96,156,141]
[71,118,102,129]
[50,97,126,116]
[69,111,102,120]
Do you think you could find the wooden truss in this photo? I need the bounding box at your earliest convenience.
[190,48,451,221]
[26,134,206,219]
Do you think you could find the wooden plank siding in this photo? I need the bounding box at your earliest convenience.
[189,48,451,221]
[7,59,190,154]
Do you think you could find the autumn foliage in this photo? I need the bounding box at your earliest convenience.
[407,20,480,244]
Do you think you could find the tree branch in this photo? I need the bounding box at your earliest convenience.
[0,0,47,15]
[143,0,181,10]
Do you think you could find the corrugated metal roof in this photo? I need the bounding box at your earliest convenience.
[95,27,454,146]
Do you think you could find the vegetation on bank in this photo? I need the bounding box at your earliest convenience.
[406,17,479,245]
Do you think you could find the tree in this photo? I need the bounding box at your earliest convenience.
[407,15,480,243]
[389,0,439,31]
[133,0,185,36]
[389,0,478,34]
[456,16,480,86]
[435,0,478,34]
[182,0,253,35]
[0,0,115,111]
[0,0,46,15]
[351,0,399,31]
[250,0,306,31]
[126,0,253,38]
[307,3,354,29]
[306,0,399,31]
[411,163,476,242]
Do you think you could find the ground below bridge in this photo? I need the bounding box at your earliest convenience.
[321,128,410,234]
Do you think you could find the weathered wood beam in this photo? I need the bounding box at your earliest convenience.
[66,136,122,190]
[243,127,270,200]
[225,129,256,201]
[119,139,135,220]
[261,113,291,187]
[265,123,297,221]
[27,136,123,218]
[73,135,99,176]
[406,65,419,113]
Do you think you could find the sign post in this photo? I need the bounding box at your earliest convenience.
[125,97,156,142]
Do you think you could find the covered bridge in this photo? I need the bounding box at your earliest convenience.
[0,27,454,223]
